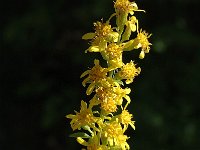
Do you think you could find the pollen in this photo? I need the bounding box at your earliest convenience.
[114,0,134,13]
[94,21,112,38]
[96,86,118,113]
[118,61,141,84]
[103,121,123,138]
[120,110,133,125]
[137,29,152,53]
[105,43,122,60]
[66,101,97,130]
[89,61,107,82]
[101,98,117,113]
[119,110,135,130]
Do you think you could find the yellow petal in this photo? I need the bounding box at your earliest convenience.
[88,46,100,52]
[77,137,88,146]
[82,77,90,87]
[130,121,136,130]
[125,88,131,94]
[125,79,133,84]
[81,100,87,110]
[80,70,90,78]
[86,82,95,95]
[139,50,145,59]
[66,114,75,119]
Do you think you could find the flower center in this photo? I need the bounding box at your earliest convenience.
[106,43,122,60]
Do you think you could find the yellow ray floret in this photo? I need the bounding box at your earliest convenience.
[135,29,152,59]
[114,0,141,15]
[102,42,123,69]
[117,60,141,84]
[82,21,119,53]
[101,120,130,149]
[90,78,131,112]
[66,100,97,131]
[118,109,135,131]
[80,59,109,95]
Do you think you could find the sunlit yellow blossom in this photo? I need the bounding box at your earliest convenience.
[102,121,123,141]
[101,98,118,114]
[117,134,130,150]
[114,0,144,33]
[117,60,141,84]
[80,59,108,95]
[66,100,97,131]
[102,121,129,149]
[82,21,119,52]
[104,43,122,60]
[118,109,135,131]
[95,85,118,114]
[114,0,140,15]
[102,43,123,69]
[91,79,131,112]
[113,86,131,108]
[89,77,120,109]
[134,29,152,59]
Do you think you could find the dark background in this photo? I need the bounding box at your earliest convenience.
[1,0,200,150]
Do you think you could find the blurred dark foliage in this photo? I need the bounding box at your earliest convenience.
[1,0,200,150]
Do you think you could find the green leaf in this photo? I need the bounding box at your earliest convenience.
[82,33,95,40]
[69,132,91,138]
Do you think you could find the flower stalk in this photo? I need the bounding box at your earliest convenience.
[66,0,152,149]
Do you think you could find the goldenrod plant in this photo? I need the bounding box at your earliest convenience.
[66,0,151,149]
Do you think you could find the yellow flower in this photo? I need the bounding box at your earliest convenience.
[121,29,152,59]
[89,77,118,108]
[80,59,108,95]
[117,134,130,150]
[82,21,119,52]
[94,81,118,114]
[114,0,139,16]
[114,0,144,31]
[66,100,97,131]
[100,99,117,114]
[102,121,123,143]
[117,60,141,84]
[102,121,129,149]
[101,43,123,69]
[91,78,131,113]
[135,29,152,59]
[113,86,131,108]
[118,109,135,131]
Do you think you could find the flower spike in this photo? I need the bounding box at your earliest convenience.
[67,0,152,149]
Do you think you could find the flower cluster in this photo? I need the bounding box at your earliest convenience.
[66,0,151,149]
